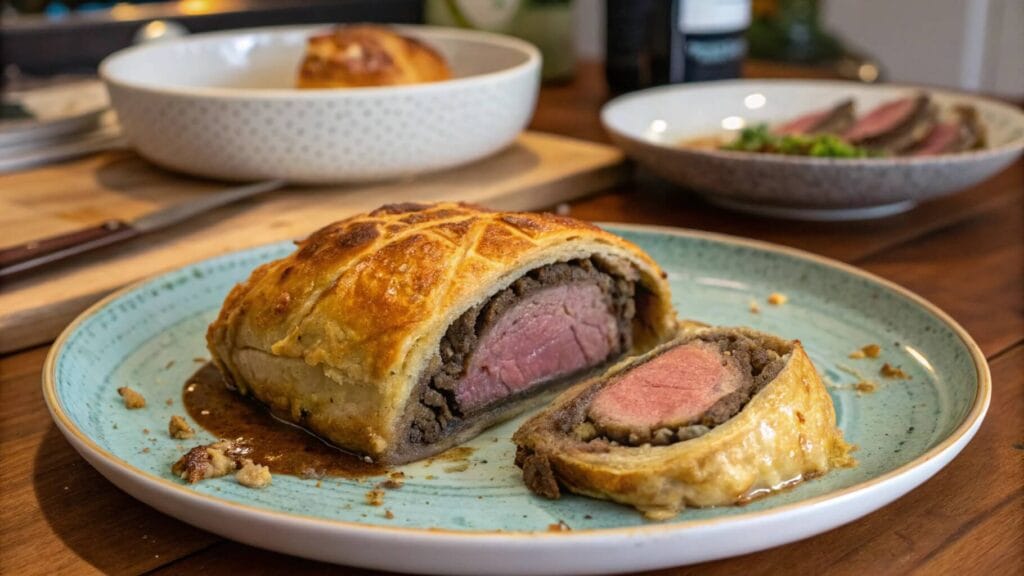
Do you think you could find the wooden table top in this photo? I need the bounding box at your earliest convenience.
[2,63,1021,576]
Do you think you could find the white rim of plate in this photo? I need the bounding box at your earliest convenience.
[601,79,1024,164]
[43,224,991,541]
[99,24,542,100]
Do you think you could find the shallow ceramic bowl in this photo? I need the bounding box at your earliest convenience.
[100,25,540,183]
[602,80,1024,220]
[44,225,989,575]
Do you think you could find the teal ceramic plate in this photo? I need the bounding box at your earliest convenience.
[45,225,989,575]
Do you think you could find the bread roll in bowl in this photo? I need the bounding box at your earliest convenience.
[297,25,452,88]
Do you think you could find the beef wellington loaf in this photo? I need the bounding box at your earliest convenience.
[513,326,854,519]
[207,202,677,464]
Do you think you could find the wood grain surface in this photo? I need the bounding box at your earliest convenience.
[1,62,1021,576]
[0,131,626,353]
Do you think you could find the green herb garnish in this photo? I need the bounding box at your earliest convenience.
[721,124,881,158]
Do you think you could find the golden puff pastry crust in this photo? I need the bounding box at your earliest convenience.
[207,202,677,463]
[512,326,855,519]
[297,25,452,88]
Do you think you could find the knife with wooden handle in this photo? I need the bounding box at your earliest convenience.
[0,179,287,279]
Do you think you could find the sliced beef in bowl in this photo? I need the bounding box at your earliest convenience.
[774,99,856,136]
[844,93,937,153]
[911,105,987,156]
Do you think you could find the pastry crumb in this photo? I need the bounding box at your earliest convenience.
[382,471,405,489]
[168,415,195,439]
[365,488,385,506]
[881,363,910,379]
[165,398,174,406]
[767,292,788,306]
[118,387,146,409]
[384,509,395,520]
[547,520,571,532]
[855,381,878,393]
[849,344,882,359]
[171,439,248,484]
[748,300,761,314]
[235,459,272,489]
[830,364,885,395]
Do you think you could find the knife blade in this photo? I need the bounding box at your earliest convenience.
[0,178,287,279]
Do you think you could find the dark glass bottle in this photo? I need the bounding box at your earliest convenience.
[605,0,685,93]
[605,0,751,93]
[681,0,752,82]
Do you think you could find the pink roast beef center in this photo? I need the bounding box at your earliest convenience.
[454,282,621,412]
[588,341,746,433]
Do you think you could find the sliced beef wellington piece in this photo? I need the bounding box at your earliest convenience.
[911,105,986,156]
[774,99,855,136]
[207,202,677,464]
[844,93,936,153]
[513,326,854,519]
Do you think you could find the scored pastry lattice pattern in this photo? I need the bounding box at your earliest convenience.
[212,203,651,380]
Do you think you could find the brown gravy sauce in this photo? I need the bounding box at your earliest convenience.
[184,363,385,478]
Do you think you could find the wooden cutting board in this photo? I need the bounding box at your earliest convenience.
[0,131,627,353]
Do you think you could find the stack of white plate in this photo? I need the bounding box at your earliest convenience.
[0,79,125,173]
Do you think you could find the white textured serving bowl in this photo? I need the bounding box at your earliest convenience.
[602,80,1024,220]
[101,25,541,183]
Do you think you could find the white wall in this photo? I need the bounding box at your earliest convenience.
[984,0,1024,97]
[571,0,1023,98]
[823,0,1023,98]
[572,0,605,59]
